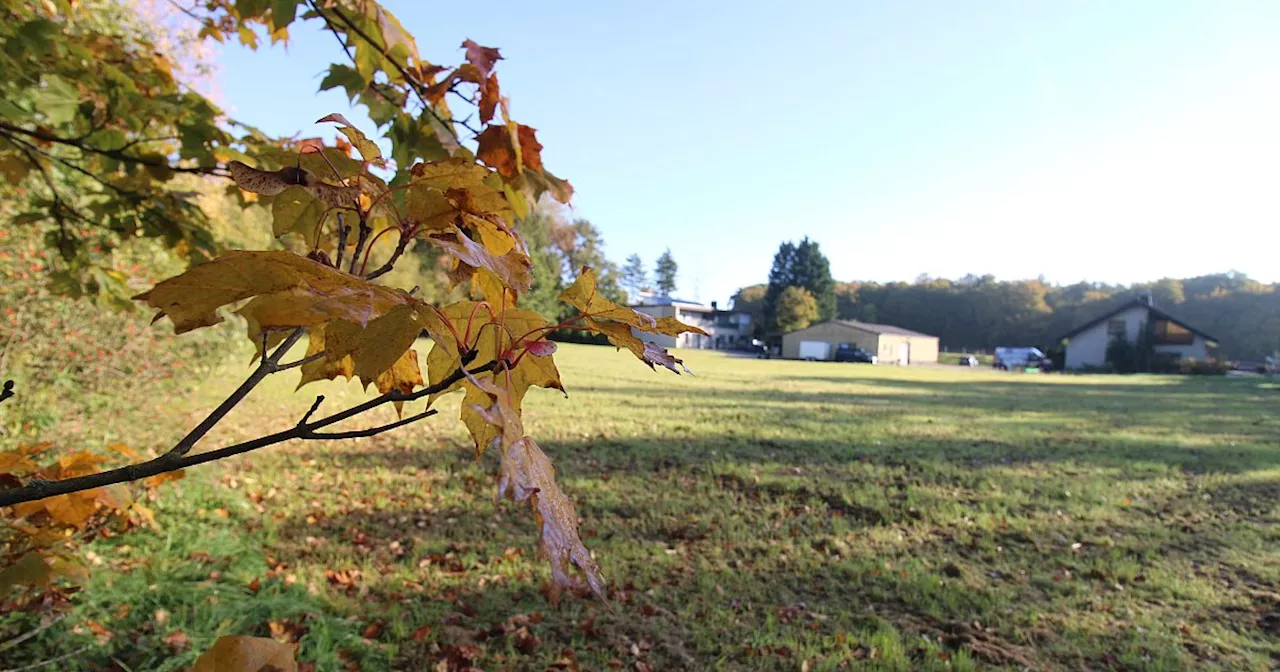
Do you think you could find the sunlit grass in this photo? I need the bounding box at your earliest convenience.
[4,343,1278,670]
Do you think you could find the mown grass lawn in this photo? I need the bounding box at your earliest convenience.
[5,343,1280,671]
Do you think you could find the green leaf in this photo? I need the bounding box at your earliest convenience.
[319,64,367,102]
[34,75,81,125]
[271,0,299,30]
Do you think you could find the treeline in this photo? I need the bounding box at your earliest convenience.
[734,273,1280,359]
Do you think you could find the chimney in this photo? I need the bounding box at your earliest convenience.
[1138,291,1155,308]
[710,300,718,310]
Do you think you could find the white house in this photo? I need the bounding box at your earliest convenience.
[630,296,752,349]
[1060,297,1217,370]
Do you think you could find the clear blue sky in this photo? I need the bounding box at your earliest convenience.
[214,0,1280,305]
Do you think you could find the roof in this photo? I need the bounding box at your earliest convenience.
[836,320,937,338]
[1058,299,1219,343]
[632,296,746,314]
[786,320,937,339]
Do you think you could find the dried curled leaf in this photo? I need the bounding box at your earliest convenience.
[429,225,532,294]
[192,635,298,672]
[559,267,706,373]
[317,113,384,165]
[462,39,502,78]
[466,375,604,601]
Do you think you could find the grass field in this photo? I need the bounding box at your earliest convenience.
[5,343,1280,671]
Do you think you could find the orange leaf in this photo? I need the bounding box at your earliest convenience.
[479,73,500,125]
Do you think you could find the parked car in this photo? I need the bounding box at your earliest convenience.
[957,354,979,367]
[834,344,877,364]
[993,346,1051,371]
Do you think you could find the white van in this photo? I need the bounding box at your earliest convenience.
[993,347,1049,371]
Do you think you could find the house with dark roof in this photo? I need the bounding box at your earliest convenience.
[781,320,939,365]
[1059,295,1218,370]
[630,296,753,350]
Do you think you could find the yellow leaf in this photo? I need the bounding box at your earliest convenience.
[375,349,423,417]
[136,251,411,334]
[425,303,563,455]
[192,635,298,672]
[297,326,355,389]
[106,443,139,460]
[326,304,439,388]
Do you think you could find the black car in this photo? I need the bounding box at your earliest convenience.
[834,344,877,364]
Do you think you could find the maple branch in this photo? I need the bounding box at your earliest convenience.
[304,408,437,439]
[348,219,373,275]
[0,121,228,177]
[276,351,325,372]
[164,328,305,459]
[0,360,497,509]
[0,380,13,406]
[333,213,350,269]
[314,4,461,143]
[361,227,408,280]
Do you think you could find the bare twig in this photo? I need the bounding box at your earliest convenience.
[348,219,373,275]
[299,396,325,425]
[0,614,65,652]
[165,328,305,459]
[1,644,94,672]
[362,228,409,280]
[334,213,350,270]
[0,121,227,177]
[276,351,325,372]
[304,408,437,439]
[0,360,497,508]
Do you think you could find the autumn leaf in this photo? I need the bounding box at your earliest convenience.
[325,303,442,390]
[192,636,298,672]
[317,113,384,165]
[476,124,544,177]
[429,225,532,294]
[137,251,409,334]
[297,326,355,390]
[374,349,423,416]
[479,73,500,125]
[424,302,563,454]
[559,267,705,373]
[462,39,502,78]
[0,552,56,593]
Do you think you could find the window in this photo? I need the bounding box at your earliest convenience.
[1152,319,1194,345]
[1107,320,1127,339]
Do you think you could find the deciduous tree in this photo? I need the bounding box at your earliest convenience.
[0,0,708,632]
[775,285,818,333]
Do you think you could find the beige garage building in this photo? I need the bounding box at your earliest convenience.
[781,320,939,365]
